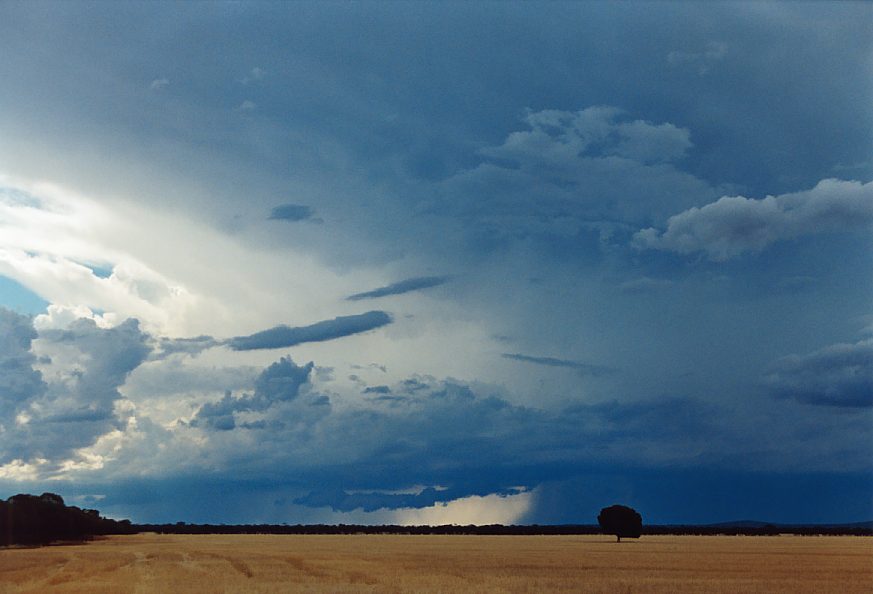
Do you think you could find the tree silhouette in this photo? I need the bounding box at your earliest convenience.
[598,504,642,542]
[0,492,134,546]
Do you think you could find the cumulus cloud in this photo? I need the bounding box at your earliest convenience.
[764,339,873,407]
[1,313,150,471]
[433,106,713,239]
[634,178,873,260]
[346,275,450,301]
[191,356,316,431]
[502,353,615,377]
[481,106,691,167]
[34,304,114,331]
[149,78,169,90]
[227,311,392,351]
[238,371,711,487]
[29,318,149,447]
[39,318,150,412]
[58,352,732,515]
[268,203,316,222]
[0,308,46,420]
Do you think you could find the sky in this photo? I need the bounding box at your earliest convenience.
[0,1,871,525]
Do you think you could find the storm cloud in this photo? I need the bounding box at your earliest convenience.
[173,363,736,516]
[192,356,316,431]
[0,309,46,419]
[765,339,873,408]
[635,179,873,260]
[1,313,150,469]
[346,276,450,301]
[268,203,316,222]
[227,311,392,351]
[0,2,871,524]
[502,353,615,377]
[429,106,716,244]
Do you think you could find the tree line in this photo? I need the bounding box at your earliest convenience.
[0,493,135,546]
[1,495,869,546]
[137,522,871,537]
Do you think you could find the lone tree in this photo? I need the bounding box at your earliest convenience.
[598,504,642,542]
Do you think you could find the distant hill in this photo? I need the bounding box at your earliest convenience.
[0,492,135,546]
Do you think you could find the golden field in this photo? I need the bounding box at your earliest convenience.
[0,533,870,593]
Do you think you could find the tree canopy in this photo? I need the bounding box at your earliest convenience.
[598,504,643,542]
[0,492,134,546]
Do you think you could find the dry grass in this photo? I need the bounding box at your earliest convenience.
[0,533,870,593]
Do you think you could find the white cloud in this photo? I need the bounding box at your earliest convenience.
[35,304,115,330]
[237,100,257,111]
[149,78,170,91]
[634,178,873,260]
[0,458,47,481]
[0,172,510,427]
[0,173,373,338]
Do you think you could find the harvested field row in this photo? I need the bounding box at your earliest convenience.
[1,534,870,593]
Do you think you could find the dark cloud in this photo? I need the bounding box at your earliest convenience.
[154,335,220,358]
[44,318,151,415]
[292,485,525,513]
[3,316,150,466]
[192,356,315,431]
[765,339,873,407]
[346,275,450,301]
[157,312,393,357]
[429,106,715,245]
[502,353,615,377]
[227,311,392,351]
[293,486,456,513]
[2,4,871,525]
[362,385,391,395]
[0,308,46,419]
[525,469,873,526]
[635,179,873,260]
[181,363,728,515]
[268,203,315,222]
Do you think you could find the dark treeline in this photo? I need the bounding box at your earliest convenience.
[642,523,873,537]
[0,493,136,546]
[135,522,873,536]
[3,492,870,546]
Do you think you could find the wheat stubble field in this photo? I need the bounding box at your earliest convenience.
[0,533,870,593]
